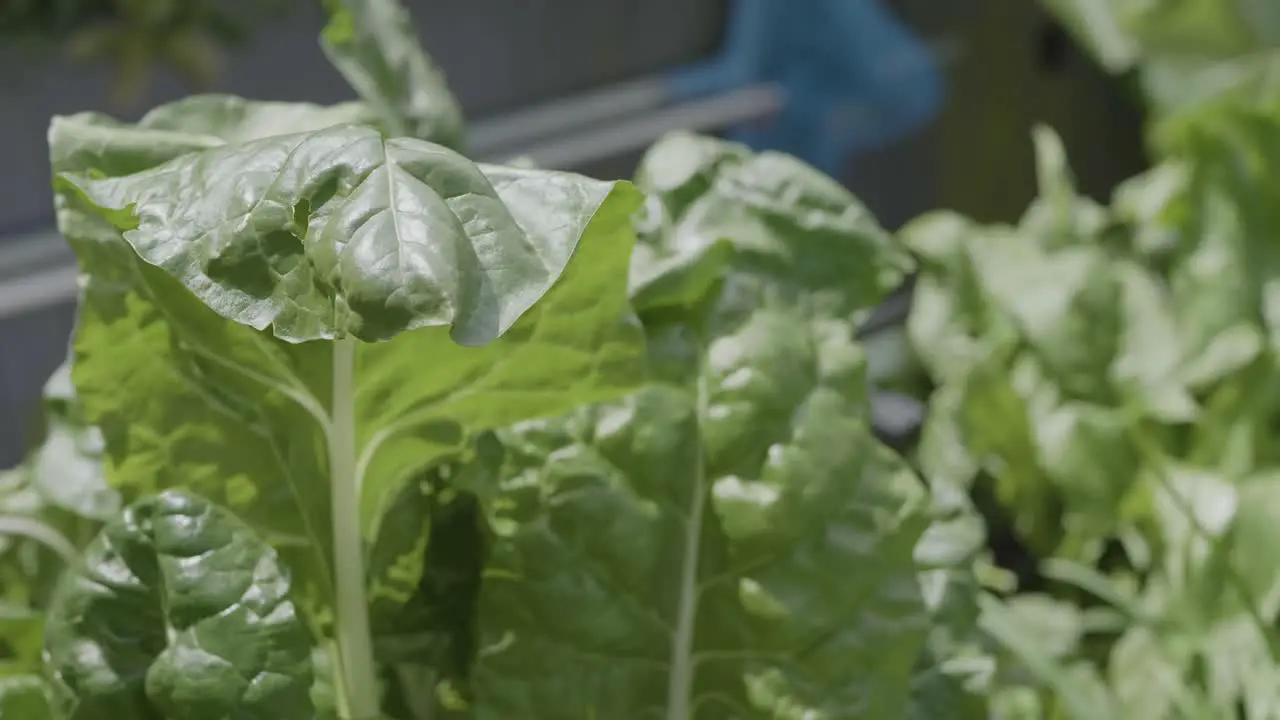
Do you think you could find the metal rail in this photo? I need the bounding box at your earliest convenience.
[467,75,673,156]
[496,83,782,167]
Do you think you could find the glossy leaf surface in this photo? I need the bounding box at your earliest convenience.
[434,133,931,719]
[49,99,646,667]
[44,491,315,719]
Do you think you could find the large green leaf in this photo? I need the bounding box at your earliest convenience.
[58,124,633,346]
[321,0,465,149]
[54,118,645,529]
[418,133,931,718]
[43,491,315,719]
[465,367,929,719]
[48,101,646,715]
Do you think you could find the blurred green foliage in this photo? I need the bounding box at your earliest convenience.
[0,0,297,107]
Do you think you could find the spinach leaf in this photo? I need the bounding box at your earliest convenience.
[49,101,645,719]
[427,133,933,719]
[43,491,315,719]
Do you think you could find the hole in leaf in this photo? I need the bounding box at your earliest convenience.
[206,228,305,299]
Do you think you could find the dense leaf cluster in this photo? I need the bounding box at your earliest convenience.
[3,0,1278,718]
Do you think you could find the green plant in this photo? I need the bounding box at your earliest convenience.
[402,131,957,718]
[48,116,648,719]
[0,0,985,718]
[901,0,1280,707]
[23,0,1280,716]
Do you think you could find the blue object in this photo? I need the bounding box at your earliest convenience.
[665,0,945,176]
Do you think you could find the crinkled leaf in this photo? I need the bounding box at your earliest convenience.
[43,491,315,719]
[632,131,914,326]
[465,325,930,719]
[628,192,735,315]
[59,124,637,346]
[423,133,933,717]
[124,94,376,145]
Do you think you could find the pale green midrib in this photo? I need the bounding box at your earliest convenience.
[351,137,410,550]
[666,369,709,720]
[382,137,408,342]
[329,336,381,720]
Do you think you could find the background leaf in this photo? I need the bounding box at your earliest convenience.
[321,0,466,149]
